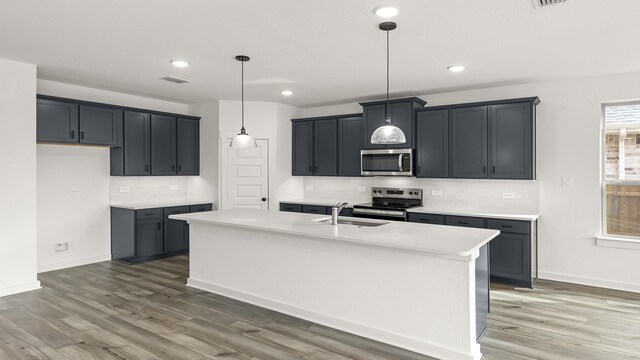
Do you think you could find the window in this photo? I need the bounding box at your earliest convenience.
[602,102,640,238]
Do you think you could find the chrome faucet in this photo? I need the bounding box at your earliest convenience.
[331,202,348,225]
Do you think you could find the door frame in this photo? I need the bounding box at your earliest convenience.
[219,134,274,211]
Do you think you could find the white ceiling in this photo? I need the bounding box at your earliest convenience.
[1,0,639,107]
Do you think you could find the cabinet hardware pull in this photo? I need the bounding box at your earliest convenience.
[493,166,496,174]
[309,166,312,172]
[80,131,84,140]
[172,165,176,172]
[178,165,182,173]
[145,164,149,172]
[70,130,75,139]
[501,225,513,228]
[157,223,161,230]
[483,166,486,174]
[314,166,318,172]
[459,221,469,225]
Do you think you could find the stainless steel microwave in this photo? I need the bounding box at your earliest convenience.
[361,149,413,176]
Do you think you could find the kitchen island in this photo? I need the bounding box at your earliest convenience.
[170,209,499,360]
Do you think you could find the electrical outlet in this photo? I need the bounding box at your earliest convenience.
[502,192,515,199]
[305,185,314,191]
[170,185,179,190]
[70,188,81,194]
[119,187,130,193]
[561,177,574,187]
[54,242,68,252]
[358,187,367,192]
[431,190,443,196]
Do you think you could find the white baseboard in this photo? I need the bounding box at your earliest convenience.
[37,254,111,273]
[0,280,41,298]
[538,271,640,293]
[187,278,481,360]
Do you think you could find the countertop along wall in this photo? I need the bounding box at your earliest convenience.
[36,80,197,273]
[301,71,640,293]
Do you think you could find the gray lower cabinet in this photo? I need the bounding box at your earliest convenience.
[111,203,212,263]
[408,212,537,287]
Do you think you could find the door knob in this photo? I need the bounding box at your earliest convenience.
[261,197,267,202]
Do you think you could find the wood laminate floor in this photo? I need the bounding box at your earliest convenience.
[0,256,638,360]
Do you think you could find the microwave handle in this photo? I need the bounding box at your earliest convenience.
[398,154,403,171]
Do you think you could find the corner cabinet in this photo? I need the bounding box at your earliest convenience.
[292,114,362,177]
[360,97,426,150]
[415,97,538,180]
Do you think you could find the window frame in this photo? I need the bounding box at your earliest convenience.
[600,100,640,242]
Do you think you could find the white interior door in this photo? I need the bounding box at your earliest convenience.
[227,139,269,210]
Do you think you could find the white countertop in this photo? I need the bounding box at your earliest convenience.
[171,209,499,258]
[407,206,539,221]
[110,200,213,210]
[280,199,356,207]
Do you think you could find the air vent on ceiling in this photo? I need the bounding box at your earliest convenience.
[159,76,190,84]
[532,0,567,8]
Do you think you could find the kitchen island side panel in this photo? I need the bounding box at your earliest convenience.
[186,222,482,360]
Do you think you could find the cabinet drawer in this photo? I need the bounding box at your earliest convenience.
[280,203,302,212]
[164,206,190,217]
[302,205,329,215]
[339,207,354,217]
[445,216,485,228]
[486,219,530,234]
[136,208,163,220]
[190,204,213,213]
[408,213,444,224]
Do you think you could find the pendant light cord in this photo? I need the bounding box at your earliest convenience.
[241,59,245,131]
[385,29,390,122]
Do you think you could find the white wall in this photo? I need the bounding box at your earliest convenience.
[35,80,204,272]
[301,71,640,293]
[188,101,220,206]
[0,59,40,296]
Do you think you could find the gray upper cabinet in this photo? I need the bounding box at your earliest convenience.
[78,105,122,146]
[177,118,200,175]
[338,116,364,176]
[360,97,426,150]
[489,103,533,179]
[313,119,338,176]
[151,115,177,175]
[123,111,151,176]
[37,98,79,144]
[451,106,489,178]
[415,110,449,178]
[292,120,314,175]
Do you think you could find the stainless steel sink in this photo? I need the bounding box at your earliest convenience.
[313,217,388,228]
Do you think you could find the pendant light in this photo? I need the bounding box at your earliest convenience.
[370,22,406,145]
[230,55,257,148]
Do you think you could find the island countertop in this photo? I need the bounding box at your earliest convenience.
[171,209,499,259]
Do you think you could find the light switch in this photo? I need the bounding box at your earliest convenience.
[170,185,179,190]
[119,187,130,193]
[561,177,574,187]
[502,192,515,199]
[358,187,367,192]
[431,190,443,196]
[305,185,314,190]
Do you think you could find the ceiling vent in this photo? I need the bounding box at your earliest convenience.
[159,76,190,84]
[532,0,567,8]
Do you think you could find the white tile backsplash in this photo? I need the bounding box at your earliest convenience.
[110,177,189,204]
[302,177,540,214]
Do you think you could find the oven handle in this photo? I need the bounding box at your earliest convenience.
[353,208,406,218]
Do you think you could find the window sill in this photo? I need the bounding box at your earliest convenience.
[596,236,640,250]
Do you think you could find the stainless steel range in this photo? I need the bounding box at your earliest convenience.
[353,187,423,221]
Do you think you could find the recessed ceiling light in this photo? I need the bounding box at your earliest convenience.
[373,5,399,18]
[281,90,294,96]
[447,65,466,73]
[170,60,190,68]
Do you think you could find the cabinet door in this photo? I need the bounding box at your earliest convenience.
[123,111,151,175]
[415,110,449,178]
[164,219,187,253]
[151,115,177,175]
[489,103,533,179]
[450,106,488,178]
[338,117,363,176]
[37,99,78,143]
[490,233,531,283]
[292,121,314,175]
[313,119,338,176]
[79,105,122,146]
[386,102,414,149]
[177,118,199,175]
[362,104,387,149]
[136,219,163,258]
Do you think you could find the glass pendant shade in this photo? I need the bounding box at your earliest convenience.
[230,128,257,148]
[370,118,406,144]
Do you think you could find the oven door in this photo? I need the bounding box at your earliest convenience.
[361,149,413,176]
